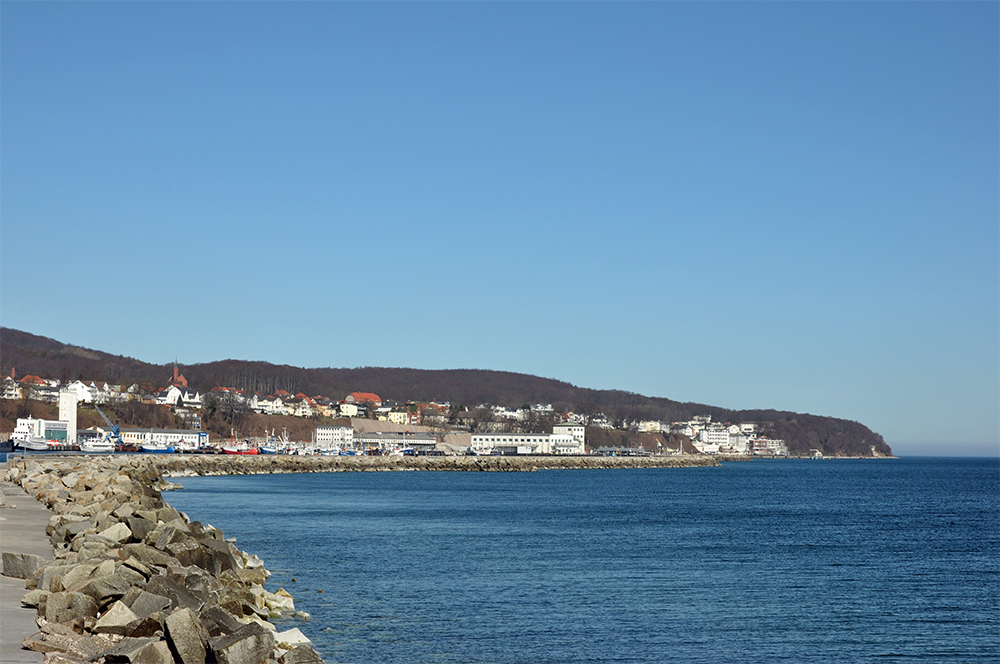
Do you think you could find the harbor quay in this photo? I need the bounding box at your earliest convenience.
[0,453,724,664]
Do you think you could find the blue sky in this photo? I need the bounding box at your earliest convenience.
[2,3,997,456]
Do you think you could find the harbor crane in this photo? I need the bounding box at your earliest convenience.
[94,405,124,448]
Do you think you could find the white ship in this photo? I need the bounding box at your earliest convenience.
[11,417,50,452]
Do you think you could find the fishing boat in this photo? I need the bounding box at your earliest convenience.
[222,443,258,455]
[259,430,280,454]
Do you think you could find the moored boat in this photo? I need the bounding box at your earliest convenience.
[222,444,259,455]
[140,443,176,454]
[16,435,51,452]
[11,418,50,451]
[80,438,115,454]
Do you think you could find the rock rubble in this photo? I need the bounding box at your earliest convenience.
[151,453,721,478]
[3,457,321,664]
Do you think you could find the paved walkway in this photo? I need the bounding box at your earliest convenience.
[0,479,52,664]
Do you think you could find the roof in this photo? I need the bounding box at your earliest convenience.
[347,392,382,404]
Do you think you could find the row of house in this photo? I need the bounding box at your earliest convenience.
[4,367,781,456]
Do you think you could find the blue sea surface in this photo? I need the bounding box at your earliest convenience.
[166,458,1000,664]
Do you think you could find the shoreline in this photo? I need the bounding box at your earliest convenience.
[0,453,725,664]
[2,456,323,664]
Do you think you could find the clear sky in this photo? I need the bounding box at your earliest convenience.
[2,3,997,456]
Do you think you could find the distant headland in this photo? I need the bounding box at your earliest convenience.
[1,327,891,458]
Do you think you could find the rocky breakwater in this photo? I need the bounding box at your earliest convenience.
[2,456,322,664]
[152,453,721,477]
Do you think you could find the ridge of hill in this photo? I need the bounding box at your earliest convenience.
[0,327,891,457]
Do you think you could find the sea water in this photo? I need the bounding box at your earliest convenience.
[166,458,999,664]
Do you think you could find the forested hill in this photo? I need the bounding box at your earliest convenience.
[0,327,891,456]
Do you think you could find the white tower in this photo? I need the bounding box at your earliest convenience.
[58,390,78,446]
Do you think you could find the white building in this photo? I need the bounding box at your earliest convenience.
[471,429,585,455]
[553,424,586,452]
[315,425,355,450]
[119,428,209,448]
[358,431,437,454]
[751,438,788,456]
[158,385,203,408]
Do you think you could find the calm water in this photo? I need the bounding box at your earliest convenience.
[166,458,999,664]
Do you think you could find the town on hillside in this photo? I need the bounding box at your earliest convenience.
[2,366,789,457]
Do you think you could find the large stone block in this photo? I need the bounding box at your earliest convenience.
[127,516,157,542]
[2,551,49,579]
[94,600,140,635]
[167,538,212,573]
[279,644,325,664]
[45,591,99,623]
[209,622,276,664]
[83,573,133,608]
[123,543,176,568]
[147,574,204,612]
[99,521,133,543]
[165,607,209,664]
[59,560,103,590]
[124,611,168,638]
[97,636,161,663]
[199,603,245,637]
[130,640,175,664]
[200,538,238,572]
[129,591,172,619]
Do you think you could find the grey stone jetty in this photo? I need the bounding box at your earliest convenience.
[1,478,53,664]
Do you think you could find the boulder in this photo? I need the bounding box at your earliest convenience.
[200,538,238,572]
[40,563,79,593]
[129,591,172,620]
[98,521,133,543]
[123,543,176,568]
[127,516,157,542]
[21,588,49,607]
[167,538,213,572]
[279,644,325,664]
[97,636,161,663]
[124,612,168,638]
[59,560,103,591]
[22,630,117,660]
[199,603,245,637]
[273,628,311,649]
[209,622,276,664]
[146,574,204,612]
[165,607,209,664]
[94,600,140,635]
[2,551,49,579]
[45,591,99,623]
[83,574,133,607]
[130,639,175,664]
